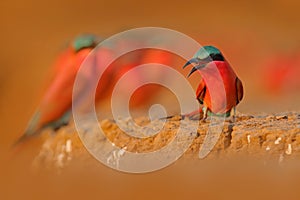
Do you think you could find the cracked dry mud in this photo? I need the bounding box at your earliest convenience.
[32,112,300,170]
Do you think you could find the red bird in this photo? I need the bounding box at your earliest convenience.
[118,49,173,107]
[262,52,300,95]
[15,35,175,144]
[183,46,244,121]
[16,34,102,143]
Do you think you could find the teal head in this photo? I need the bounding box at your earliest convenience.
[72,34,101,52]
[183,46,224,77]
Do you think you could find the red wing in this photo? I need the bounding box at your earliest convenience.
[196,79,206,104]
[236,78,244,104]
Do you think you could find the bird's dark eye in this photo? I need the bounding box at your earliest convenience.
[210,53,224,61]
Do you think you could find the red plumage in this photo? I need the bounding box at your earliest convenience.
[196,61,243,114]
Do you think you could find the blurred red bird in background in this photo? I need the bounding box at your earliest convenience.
[262,51,300,95]
[15,34,174,144]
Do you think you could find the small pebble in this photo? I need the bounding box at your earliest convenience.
[65,139,72,153]
[247,135,251,144]
[285,144,292,155]
[274,137,282,144]
[266,146,271,151]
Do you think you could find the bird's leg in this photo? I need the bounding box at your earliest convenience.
[201,107,208,122]
[229,107,236,123]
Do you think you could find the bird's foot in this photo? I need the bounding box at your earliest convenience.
[228,116,236,124]
[200,116,208,123]
[228,107,237,123]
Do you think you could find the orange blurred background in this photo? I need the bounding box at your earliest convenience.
[1,0,300,147]
[1,1,300,199]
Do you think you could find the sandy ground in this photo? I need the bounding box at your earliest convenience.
[22,112,299,171]
[5,112,300,200]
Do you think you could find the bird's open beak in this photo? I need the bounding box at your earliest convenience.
[183,58,199,69]
[183,58,210,77]
[187,64,206,77]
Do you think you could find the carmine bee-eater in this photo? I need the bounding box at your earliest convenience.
[15,34,102,144]
[183,46,244,121]
[15,35,175,144]
[262,52,300,95]
[114,49,173,107]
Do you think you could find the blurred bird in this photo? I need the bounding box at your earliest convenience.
[262,53,300,95]
[183,46,244,121]
[116,49,173,107]
[15,35,175,145]
[15,34,102,144]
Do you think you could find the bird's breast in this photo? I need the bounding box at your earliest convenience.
[200,61,238,113]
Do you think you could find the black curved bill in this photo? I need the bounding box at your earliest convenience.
[187,63,207,77]
[187,62,207,77]
[182,58,199,69]
[187,66,199,77]
[183,57,212,77]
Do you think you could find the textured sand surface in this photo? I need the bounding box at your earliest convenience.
[28,112,300,170]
